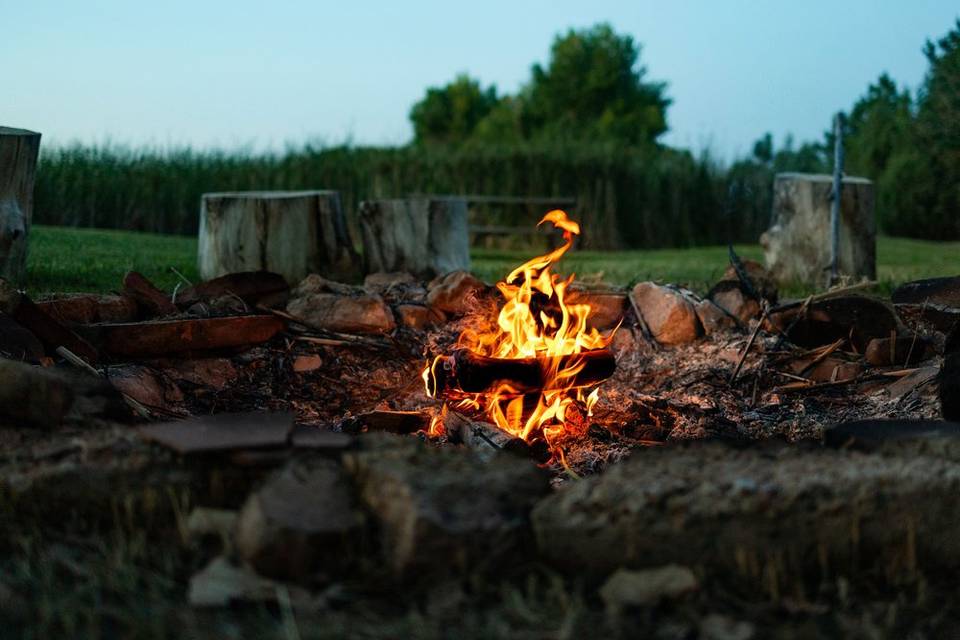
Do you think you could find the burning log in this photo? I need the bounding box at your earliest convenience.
[443,410,530,459]
[427,347,616,397]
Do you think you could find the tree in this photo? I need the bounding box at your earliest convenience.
[522,23,670,145]
[837,74,913,180]
[409,74,500,146]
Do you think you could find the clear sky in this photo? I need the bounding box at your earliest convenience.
[3,1,957,159]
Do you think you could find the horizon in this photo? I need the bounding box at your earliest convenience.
[3,1,958,159]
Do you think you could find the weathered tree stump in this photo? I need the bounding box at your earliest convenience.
[761,173,875,288]
[198,191,358,285]
[0,127,42,286]
[358,197,470,277]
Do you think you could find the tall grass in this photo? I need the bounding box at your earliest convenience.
[33,142,769,249]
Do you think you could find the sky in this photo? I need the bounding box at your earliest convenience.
[3,1,958,160]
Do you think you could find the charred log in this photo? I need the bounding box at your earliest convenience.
[443,410,530,459]
[428,348,615,397]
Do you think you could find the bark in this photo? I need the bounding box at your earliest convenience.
[199,191,359,285]
[0,127,41,286]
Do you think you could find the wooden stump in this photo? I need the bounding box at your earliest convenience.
[198,191,358,285]
[760,173,875,288]
[0,127,42,286]
[358,197,470,277]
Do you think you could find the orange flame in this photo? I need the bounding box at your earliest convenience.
[424,210,616,453]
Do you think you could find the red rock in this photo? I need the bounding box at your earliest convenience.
[395,304,444,329]
[292,354,323,372]
[630,283,703,345]
[695,299,737,334]
[567,289,627,331]
[708,281,761,324]
[426,271,487,316]
[287,275,396,334]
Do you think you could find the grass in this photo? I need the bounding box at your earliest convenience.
[25,225,960,297]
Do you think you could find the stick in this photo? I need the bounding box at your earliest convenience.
[730,306,768,384]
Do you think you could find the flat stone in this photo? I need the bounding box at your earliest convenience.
[138,411,294,454]
[426,271,487,316]
[344,434,550,577]
[892,276,960,308]
[599,565,699,612]
[630,282,702,345]
[235,457,366,582]
[531,443,960,584]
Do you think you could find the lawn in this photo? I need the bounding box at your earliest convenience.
[25,225,960,297]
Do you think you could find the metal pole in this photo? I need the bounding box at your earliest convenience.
[829,112,845,287]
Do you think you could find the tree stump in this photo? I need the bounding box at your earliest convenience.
[761,173,875,288]
[358,197,470,277]
[198,191,358,285]
[0,127,42,286]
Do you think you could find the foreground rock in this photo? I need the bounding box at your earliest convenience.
[824,419,960,460]
[630,282,702,345]
[344,435,550,578]
[235,457,366,582]
[426,271,487,316]
[287,275,395,334]
[532,442,960,588]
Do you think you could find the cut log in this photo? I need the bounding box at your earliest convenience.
[79,315,285,358]
[443,410,530,460]
[358,197,470,277]
[761,173,875,287]
[122,271,177,317]
[0,127,41,286]
[198,190,359,285]
[427,348,616,396]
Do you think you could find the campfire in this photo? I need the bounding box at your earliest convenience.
[423,210,617,459]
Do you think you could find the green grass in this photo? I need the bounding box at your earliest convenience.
[25,225,960,297]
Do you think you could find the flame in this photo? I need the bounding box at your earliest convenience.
[424,210,616,453]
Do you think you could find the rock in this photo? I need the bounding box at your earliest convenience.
[708,281,760,324]
[107,365,185,412]
[364,272,416,291]
[768,295,899,351]
[630,283,703,345]
[721,259,778,303]
[161,358,239,391]
[188,556,312,608]
[695,298,738,334]
[292,354,323,373]
[531,442,960,584]
[426,271,487,316]
[235,457,365,582]
[892,276,960,308]
[942,353,960,421]
[599,565,699,613]
[824,419,960,460]
[700,615,755,640]
[176,271,290,309]
[761,173,875,287]
[288,275,395,334]
[35,293,138,325]
[864,335,930,367]
[566,289,627,331]
[396,304,444,330]
[0,360,128,428]
[0,312,43,360]
[344,434,550,577]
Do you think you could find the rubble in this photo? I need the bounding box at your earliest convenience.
[630,282,703,345]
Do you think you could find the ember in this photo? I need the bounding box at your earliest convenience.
[424,210,618,455]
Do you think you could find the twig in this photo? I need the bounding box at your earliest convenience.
[169,266,193,288]
[730,305,768,384]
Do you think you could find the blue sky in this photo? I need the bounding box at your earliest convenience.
[3,1,957,159]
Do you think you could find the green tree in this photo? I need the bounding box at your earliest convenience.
[409,74,500,145]
[523,23,670,145]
